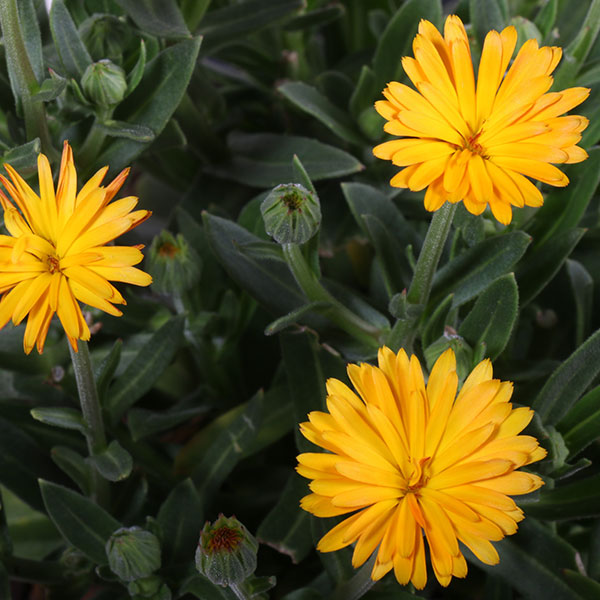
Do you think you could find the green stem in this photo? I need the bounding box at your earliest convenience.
[230,583,251,600]
[0,0,54,155]
[406,203,457,306]
[282,243,383,348]
[332,555,376,600]
[78,108,111,170]
[69,340,109,506]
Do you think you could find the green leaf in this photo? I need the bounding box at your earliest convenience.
[432,231,530,308]
[198,0,304,53]
[458,274,519,360]
[107,315,185,424]
[190,392,263,498]
[558,385,600,456]
[210,132,364,188]
[126,40,146,97]
[532,327,600,425]
[87,440,133,482]
[278,82,365,145]
[0,417,65,512]
[535,0,558,40]
[531,149,600,246]
[32,70,68,102]
[265,302,329,336]
[50,446,92,496]
[372,0,442,88]
[1,139,42,175]
[40,480,121,564]
[179,574,237,599]
[95,340,122,405]
[563,570,600,600]
[470,0,506,47]
[181,0,212,31]
[17,0,44,83]
[157,479,203,565]
[284,4,345,31]
[49,0,93,79]
[566,259,593,346]
[116,0,190,38]
[525,475,600,520]
[350,65,377,118]
[257,474,313,564]
[95,120,155,142]
[517,228,585,306]
[421,293,454,350]
[30,407,87,435]
[93,37,201,173]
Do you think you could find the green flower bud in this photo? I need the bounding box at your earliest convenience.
[128,575,171,600]
[80,14,132,62]
[146,231,201,295]
[81,59,127,107]
[106,526,161,582]
[261,183,321,244]
[195,515,258,587]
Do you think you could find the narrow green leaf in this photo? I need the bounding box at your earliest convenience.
[95,340,122,405]
[116,0,190,38]
[1,139,41,175]
[470,0,506,47]
[257,474,313,564]
[181,0,212,31]
[350,65,376,118]
[32,70,68,102]
[87,440,133,482]
[40,480,121,564]
[125,40,146,96]
[517,228,584,306]
[157,479,203,565]
[558,385,600,456]
[17,0,44,83]
[525,475,600,520]
[533,327,600,425]
[95,119,155,142]
[199,0,304,53]
[191,393,263,498]
[209,132,364,188]
[50,446,92,496]
[93,37,201,173]
[0,417,64,512]
[284,4,345,31]
[432,232,530,308]
[566,259,593,346]
[265,302,329,336]
[458,274,518,360]
[372,0,442,88]
[535,0,558,40]
[107,315,185,423]
[30,407,87,435]
[563,570,600,600]
[49,0,93,79]
[278,81,365,145]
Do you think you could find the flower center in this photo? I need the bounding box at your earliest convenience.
[47,255,60,274]
[464,130,487,158]
[206,527,242,553]
[406,456,431,493]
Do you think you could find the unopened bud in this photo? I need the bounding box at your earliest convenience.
[106,526,161,582]
[81,59,127,107]
[146,231,201,295]
[261,183,321,244]
[195,515,258,587]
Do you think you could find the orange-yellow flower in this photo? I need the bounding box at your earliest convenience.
[373,15,589,224]
[0,141,152,354]
[297,347,546,589]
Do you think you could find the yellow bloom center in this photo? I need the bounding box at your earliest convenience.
[463,130,487,158]
[405,456,431,493]
[46,254,60,274]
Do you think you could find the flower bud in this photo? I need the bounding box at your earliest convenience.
[195,515,258,587]
[146,231,201,295]
[81,59,127,107]
[105,526,161,582]
[261,183,321,244]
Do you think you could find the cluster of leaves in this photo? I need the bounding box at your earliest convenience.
[1,0,600,599]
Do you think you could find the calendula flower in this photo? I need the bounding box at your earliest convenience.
[297,347,546,589]
[0,141,151,354]
[373,15,589,224]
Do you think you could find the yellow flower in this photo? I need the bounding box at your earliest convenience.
[373,15,589,224]
[0,141,152,354]
[297,347,546,589]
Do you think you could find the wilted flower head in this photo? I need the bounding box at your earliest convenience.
[297,347,546,589]
[0,141,151,354]
[373,15,589,224]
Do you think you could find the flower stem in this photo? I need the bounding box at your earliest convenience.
[282,243,383,348]
[69,340,109,506]
[406,202,457,306]
[332,555,376,600]
[78,108,111,170]
[0,0,54,156]
[230,583,251,600]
